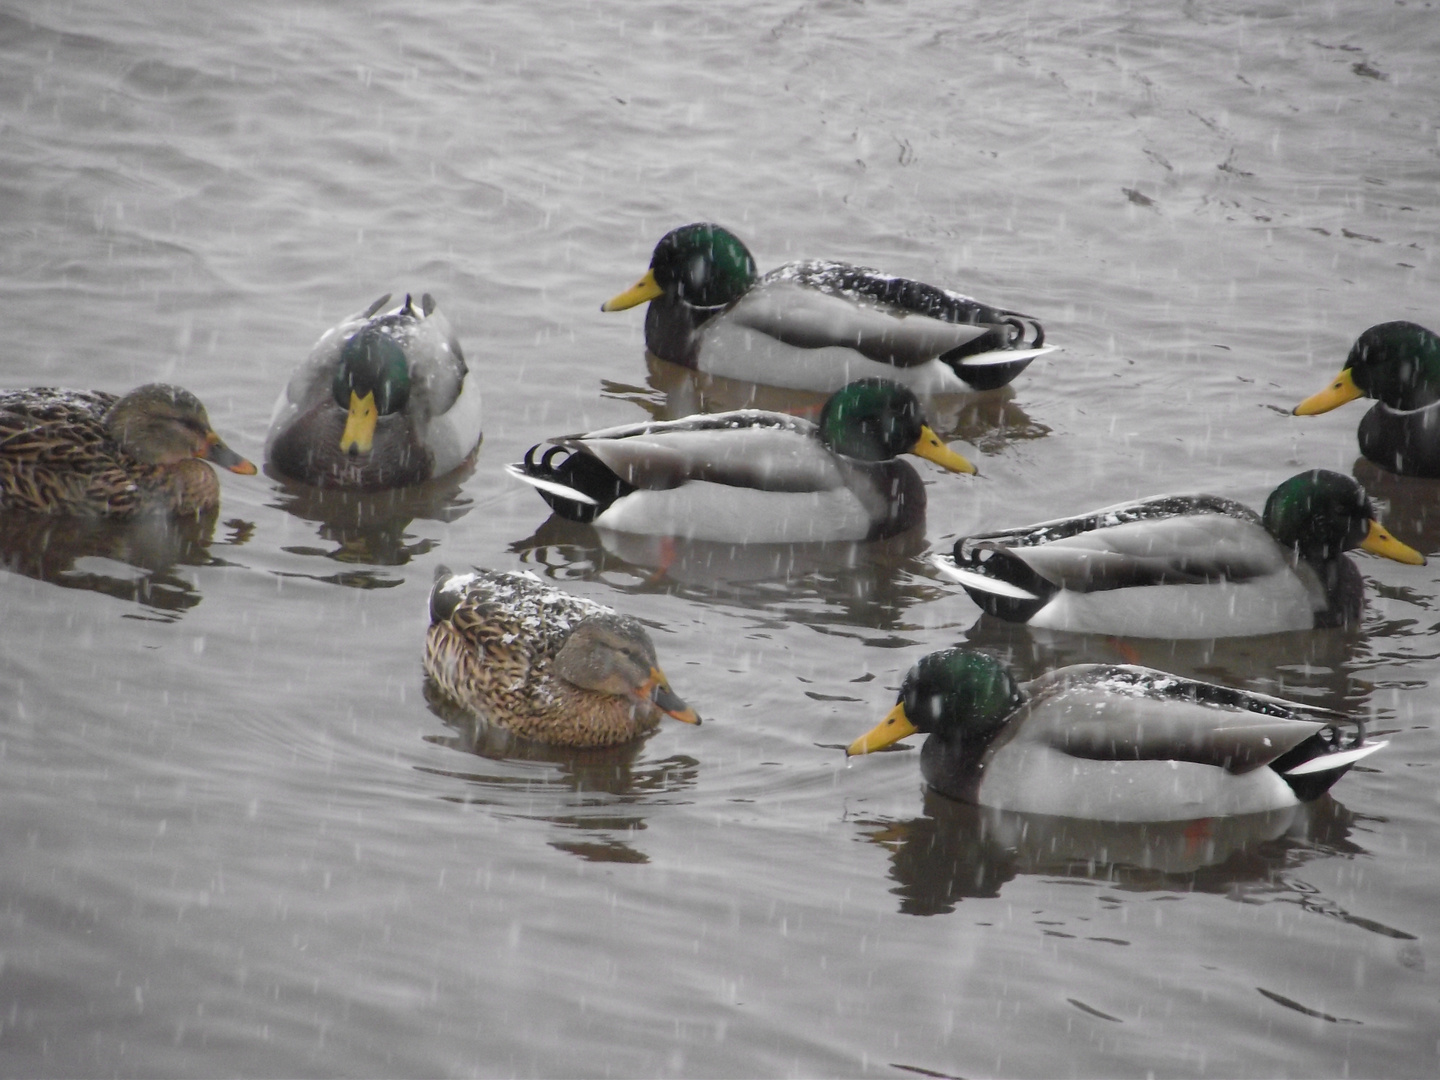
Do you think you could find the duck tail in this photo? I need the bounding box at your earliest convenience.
[505,445,634,524]
[941,316,1048,391]
[428,565,473,623]
[934,544,1055,622]
[1271,724,1387,801]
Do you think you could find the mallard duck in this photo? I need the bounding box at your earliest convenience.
[505,378,976,543]
[424,568,700,748]
[847,649,1385,821]
[601,223,1055,395]
[939,469,1424,638]
[0,384,255,518]
[266,293,482,489]
[1294,321,1440,477]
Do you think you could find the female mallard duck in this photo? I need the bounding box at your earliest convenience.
[601,223,1055,395]
[1294,321,1440,476]
[0,383,255,518]
[505,378,976,543]
[424,568,700,748]
[266,293,482,489]
[847,649,1385,821]
[939,469,1424,638]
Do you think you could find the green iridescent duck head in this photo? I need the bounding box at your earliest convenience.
[332,327,411,454]
[1294,321,1440,415]
[848,649,1024,756]
[602,223,759,312]
[1262,469,1424,567]
[818,379,976,473]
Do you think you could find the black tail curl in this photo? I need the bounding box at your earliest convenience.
[519,444,636,524]
[949,541,1055,623]
[941,317,1046,391]
[1270,721,1370,802]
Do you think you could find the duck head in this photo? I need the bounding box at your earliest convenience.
[333,326,411,455]
[819,378,977,473]
[105,383,256,474]
[848,649,1023,756]
[1262,469,1424,567]
[554,613,701,726]
[1294,321,1440,415]
[602,223,758,312]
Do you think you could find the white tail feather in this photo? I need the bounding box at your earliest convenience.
[1283,740,1387,776]
[957,345,1058,369]
[930,554,1039,601]
[503,462,599,506]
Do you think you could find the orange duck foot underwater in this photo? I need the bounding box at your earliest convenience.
[0,383,255,518]
[424,567,701,749]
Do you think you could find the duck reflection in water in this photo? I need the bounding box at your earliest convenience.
[1351,458,1440,564]
[420,682,701,866]
[510,514,940,635]
[603,352,1052,453]
[265,464,473,586]
[856,792,1366,918]
[0,507,252,619]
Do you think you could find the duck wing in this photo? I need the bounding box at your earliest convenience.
[1019,665,1338,773]
[1003,514,1288,590]
[954,495,1280,593]
[555,410,848,492]
[430,567,607,658]
[728,281,989,368]
[0,389,142,515]
[729,261,1046,368]
[392,294,468,418]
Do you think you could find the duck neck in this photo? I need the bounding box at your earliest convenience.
[1311,554,1365,629]
[643,298,713,367]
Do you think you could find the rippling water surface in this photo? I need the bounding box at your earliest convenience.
[2,1,1438,1076]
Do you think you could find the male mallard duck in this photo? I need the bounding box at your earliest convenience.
[0,384,255,518]
[939,469,1424,638]
[424,568,700,748]
[601,223,1055,395]
[1294,321,1440,477]
[847,649,1384,821]
[505,378,976,543]
[266,293,482,489]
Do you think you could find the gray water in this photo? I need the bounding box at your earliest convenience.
[2,1,1438,1076]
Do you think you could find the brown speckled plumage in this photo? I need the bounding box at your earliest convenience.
[424,568,699,748]
[0,385,254,518]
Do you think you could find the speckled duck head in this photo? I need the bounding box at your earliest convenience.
[105,383,256,474]
[818,378,977,473]
[602,223,758,312]
[1295,321,1440,415]
[847,649,1024,756]
[1261,469,1423,567]
[552,613,700,725]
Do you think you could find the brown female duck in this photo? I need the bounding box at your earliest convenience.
[0,383,255,517]
[424,568,701,748]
